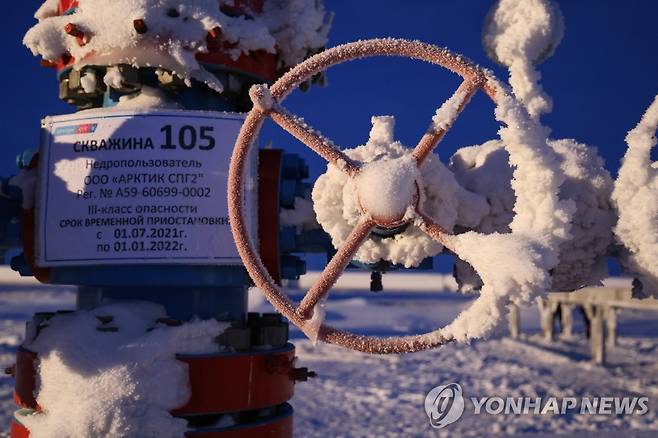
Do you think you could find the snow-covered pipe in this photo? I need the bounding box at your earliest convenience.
[612,95,658,298]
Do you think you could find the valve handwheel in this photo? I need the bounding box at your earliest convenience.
[228,38,500,353]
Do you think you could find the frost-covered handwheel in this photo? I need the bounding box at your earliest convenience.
[228,38,501,354]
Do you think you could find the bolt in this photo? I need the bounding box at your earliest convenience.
[64,23,88,46]
[64,23,83,38]
[4,365,15,377]
[291,367,317,382]
[370,271,383,292]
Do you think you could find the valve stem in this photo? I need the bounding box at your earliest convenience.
[370,271,383,292]
[291,367,317,382]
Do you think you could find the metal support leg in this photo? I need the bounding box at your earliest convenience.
[585,304,606,365]
[508,304,520,339]
[604,306,617,349]
[538,298,556,342]
[560,303,573,338]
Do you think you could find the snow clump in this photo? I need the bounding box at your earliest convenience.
[18,302,228,438]
[436,82,574,341]
[482,0,564,119]
[450,138,615,292]
[612,95,658,298]
[312,116,488,268]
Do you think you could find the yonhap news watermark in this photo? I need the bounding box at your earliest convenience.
[424,382,649,429]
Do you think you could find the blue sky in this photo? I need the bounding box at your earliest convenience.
[1,1,657,273]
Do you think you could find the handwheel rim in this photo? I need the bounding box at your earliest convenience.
[228,38,501,354]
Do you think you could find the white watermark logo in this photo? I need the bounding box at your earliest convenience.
[424,383,465,429]
[425,382,649,429]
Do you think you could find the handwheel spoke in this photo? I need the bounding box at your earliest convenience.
[269,107,361,177]
[297,215,375,319]
[412,79,480,164]
[415,208,455,251]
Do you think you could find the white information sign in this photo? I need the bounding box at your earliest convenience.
[36,109,255,266]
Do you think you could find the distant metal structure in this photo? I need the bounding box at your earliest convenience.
[509,287,658,365]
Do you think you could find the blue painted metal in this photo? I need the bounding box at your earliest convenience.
[102,88,121,107]
[77,285,247,321]
[0,177,22,263]
[350,257,434,272]
[280,255,306,280]
[16,151,35,170]
[281,153,309,179]
[50,264,250,288]
[276,152,324,281]
[9,253,31,276]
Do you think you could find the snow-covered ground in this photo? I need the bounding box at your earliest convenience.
[1,267,657,437]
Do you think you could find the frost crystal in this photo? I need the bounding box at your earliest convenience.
[432,91,467,131]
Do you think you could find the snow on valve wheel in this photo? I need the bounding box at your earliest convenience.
[228,38,503,354]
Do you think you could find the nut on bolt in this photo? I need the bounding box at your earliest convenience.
[64,23,88,46]
[291,367,317,382]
